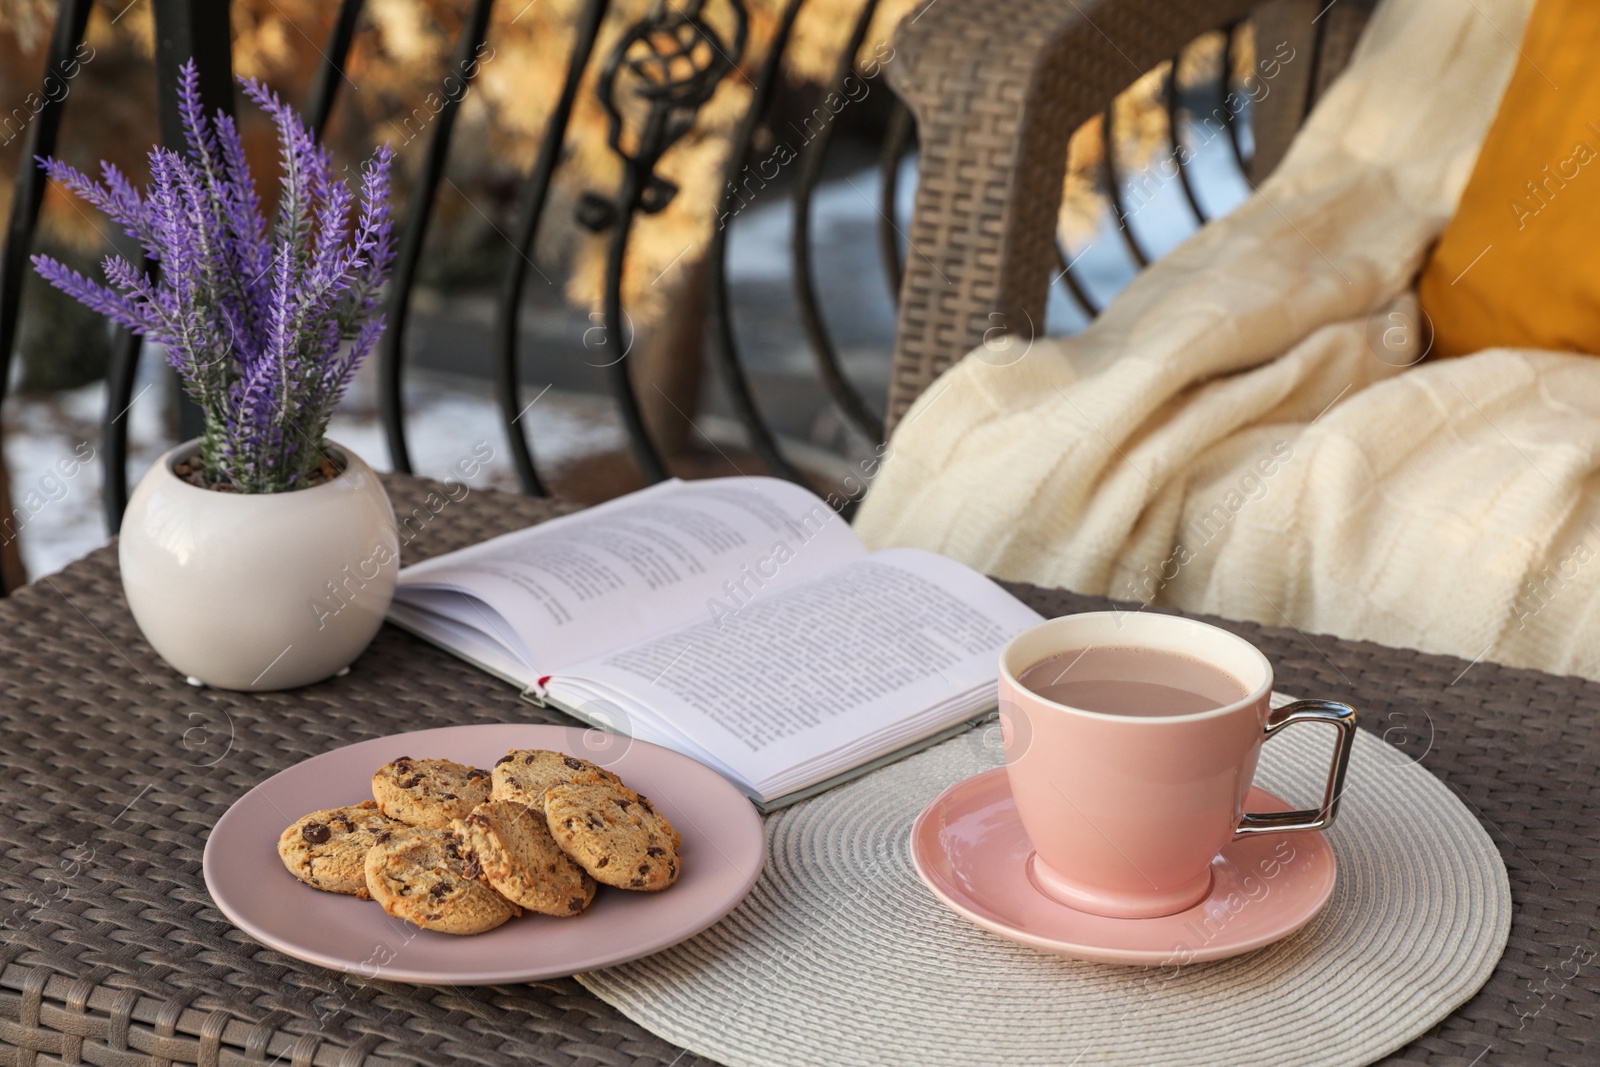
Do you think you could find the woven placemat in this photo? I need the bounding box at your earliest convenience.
[579,697,1511,1067]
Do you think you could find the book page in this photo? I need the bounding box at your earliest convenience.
[392,477,865,674]
[386,601,540,689]
[551,548,1043,796]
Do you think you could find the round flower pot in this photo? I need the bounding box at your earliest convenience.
[118,438,399,691]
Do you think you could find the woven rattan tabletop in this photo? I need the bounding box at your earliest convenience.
[0,473,1591,1066]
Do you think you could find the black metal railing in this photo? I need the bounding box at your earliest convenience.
[0,0,93,524]
[492,0,610,498]
[0,0,1288,593]
[377,0,497,480]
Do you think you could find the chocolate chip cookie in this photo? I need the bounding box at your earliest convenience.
[363,826,520,935]
[544,781,682,892]
[452,800,597,917]
[276,800,401,898]
[371,756,491,829]
[490,749,621,814]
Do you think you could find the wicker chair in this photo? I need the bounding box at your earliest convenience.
[882,0,1377,429]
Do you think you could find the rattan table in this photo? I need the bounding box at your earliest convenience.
[0,474,1592,1066]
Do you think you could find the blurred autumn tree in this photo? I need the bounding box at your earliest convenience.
[0,0,1250,395]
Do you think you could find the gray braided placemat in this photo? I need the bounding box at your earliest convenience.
[0,473,1592,1066]
[579,708,1509,1066]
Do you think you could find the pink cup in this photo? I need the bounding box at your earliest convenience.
[998,612,1356,919]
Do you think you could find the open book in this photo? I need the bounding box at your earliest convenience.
[387,477,1042,809]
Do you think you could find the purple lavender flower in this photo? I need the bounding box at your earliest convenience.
[31,59,395,494]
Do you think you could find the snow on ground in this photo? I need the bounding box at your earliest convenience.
[4,373,165,578]
[4,360,625,582]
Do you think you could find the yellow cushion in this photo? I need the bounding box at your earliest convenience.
[1417,0,1600,358]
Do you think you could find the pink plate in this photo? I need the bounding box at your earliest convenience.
[204,723,764,985]
[910,767,1336,965]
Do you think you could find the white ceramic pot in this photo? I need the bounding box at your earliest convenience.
[118,438,400,691]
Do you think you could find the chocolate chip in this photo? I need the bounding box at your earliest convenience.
[568,897,585,913]
[466,814,489,827]
[466,768,489,780]
[374,830,392,844]
[563,756,585,771]
[616,799,632,811]
[399,776,421,789]
[495,754,514,766]
[429,881,451,898]
[637,795,655,812]
[646,847,665,857]
[564,818,576,831]
[301,822,330,844]
[596,856,609,868]
[630,877,646,888]
[425,912,441,921]
[524,755,537,764]
[463,858,482,880]
[638,863,650,876]
[439,791,457,800]
[586,813,604,830]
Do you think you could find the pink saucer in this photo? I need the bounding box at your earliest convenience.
[204,723,764,985]
[910,768,1336,965]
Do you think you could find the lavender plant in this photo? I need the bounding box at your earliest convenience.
[31,60,395,494]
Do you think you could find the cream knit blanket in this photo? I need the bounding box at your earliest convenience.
[856,0,1600,679]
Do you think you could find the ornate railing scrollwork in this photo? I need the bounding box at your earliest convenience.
[583,0,750,484]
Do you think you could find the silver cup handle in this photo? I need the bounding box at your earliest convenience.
[1234,699,1358,837]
